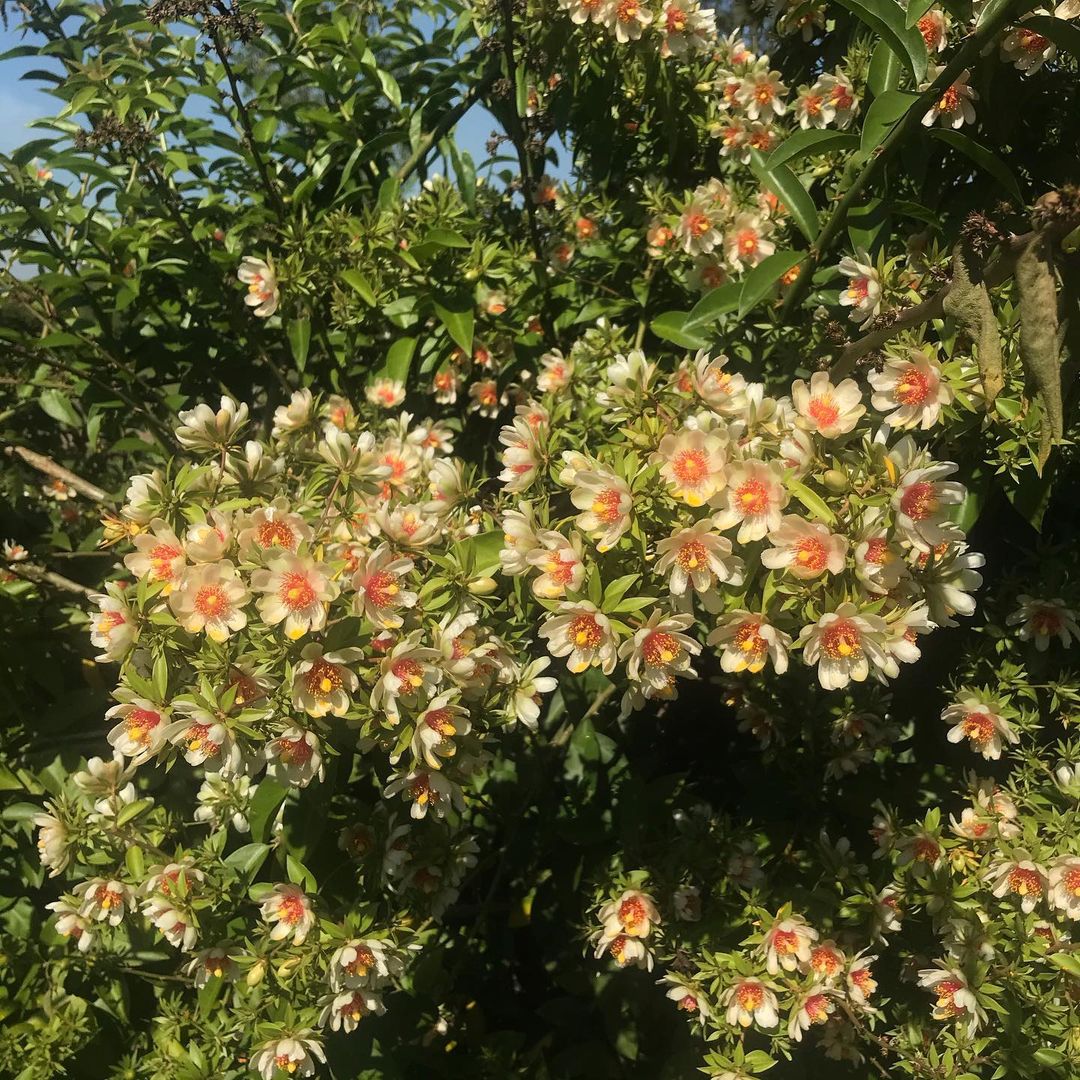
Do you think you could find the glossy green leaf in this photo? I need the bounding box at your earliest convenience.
[287,316,311,372]
[867,39,902,96]
[737,250,805,318]
[929,129,1023,202]
[434,301,474,353]
[683,282,741,331]
[834,0,929,82]
[860,90,918,155]
[38,388,80,427]
[341,268,376,305]
[748,151,819,244]
[766,130,859,170]
[649,311,708,350]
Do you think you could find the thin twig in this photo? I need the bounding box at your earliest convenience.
[5,445,113,503]
[6,562,95,597]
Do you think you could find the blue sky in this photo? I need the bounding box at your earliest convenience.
[0,19,567,176]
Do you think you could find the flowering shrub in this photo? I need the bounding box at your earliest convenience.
[3,0,1080,1077]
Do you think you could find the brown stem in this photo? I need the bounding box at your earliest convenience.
[6,562,95,598]
[5,445,112,503]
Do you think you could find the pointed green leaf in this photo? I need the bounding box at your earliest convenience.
[434,302,474,354]
[341,269,376,306]
[737,250,805,318]
[748,152,819,244]
[766,130,859,170]
[287,317,311,372]
[834,0,929,82]
[929,129,1023,202]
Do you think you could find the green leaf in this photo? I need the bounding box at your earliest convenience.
[748,151,819,244]
[287,317,311,372]
[1049,952,1080,977]
[224,842,271,882]
[286,852,317,892]
[381,336,417,383]
[116,798,153,826]
[649,311,708,350]
[766,130,859,170]
[1033,1048,1066,1067]
[457,530,503,575]
[860,90,918,155]
[834,0,929,82]
[867,39,902,96]
[1022,14,1080,59]
[248,780,288,843]
[601,574,639,611]
[786,478,836,525]
[125,845,145,879]
[376,69,401,108]
[423,227,469,249]
[683,282,741,331]
[904,0,936,26]
[341,268,376,306]
[39,389,80,428]
[434,302,474,354]
[737,250,805,318]
[929,129,1023,202]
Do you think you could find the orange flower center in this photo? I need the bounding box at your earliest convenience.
[277,737,312,766]
[193,583,229,617]
[676,539,708,572]
[735,478,769,516]
[807,395,840,429]
[278,894,306,925]
[917,14,940,47]
[672,448,709,486]
[184,722,220,757]
[392,658,425,689]
[960,711,994,745]
[665,4,687,30]
[736,981,764,1009]
[864,537,890,565]
[97,610,126,634]
[794,536,828,572]
[569,613,603,649]
[279,570,317,611]
[619,895,647,930]
[805,994,831,1023]
[256,519,296,548]
[590,488,625,524]
[772,928,799,954]
[937,85,960,113]
[126,707,161,743]
[1017,28,1048,52]
[735,620,766,657]
[895,365,932,406]
[306,658,343,698]
[347,946,376,976]
[365,570,400,609]
[685,212,711,238]
[900,480,937,521]
[1062,867,1080,896]
[804,93,822,116]
[425,708,457,736]
[149,543,182,580]
[820,618,862,660]
[811,946,842,977]
[737,229,759,256]
[1008,867,1042,897]
[642,630,681,667]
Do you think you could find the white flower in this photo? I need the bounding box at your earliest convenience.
[2,539,28,562]
[507,655,558,731]
[89,586,137,662]
[123,518,186,592]
[266,727,325,787]
[34,803,70,877]
[652,428,727,507]
[712,459,788,543]
[369,637,443,722]
[106,696,168,762]
[184,510,233,563]
[593,931,653,969]
[568,465,633,552]
[619,611,701,692]
[659,0,716,57]
[272,389,314,438]
[383,768,465,820]
[468,378,502,418]
[891,462,966,552]
[526,530,587,599]
[143,895,199,951]
[537,349,574,393]
[162,704,238,771]
[185,943,239,987]
[122,470,165,523]
[738,68,788,122]
[175,396,248,451]
[47,899,94,952]
[194,773,253,833]
[411,692,471,769]
[916,9,948,53]
[292,643,363,718]
[237,255,279,318]
[676,201,722,256]
[847,954,878,1006]
[708,611,791,674]
[260,883,315,945]
[761,913,818,974]
[1006,595,1080,651]
[252,1033,326,1080]
[916,543,984,626]
[499,503,541,575]
[1048,857,1080,918]
[921,68,978,129]
[42,477,76,501]
[74,878,135,926]
[169,560,249,642]
[723,979,779,1029]
[351,544,417,628]
[604,0,653,42]
[319,989,385,1032]
[987,852,1047,914]
[498,416,545,493]
[836,249,882,324]
[672,884,701,921]
[792,371,865,437]
[692,351,748,414]
[794,78,840,129]
[942,695,1019,760]
[1001,24,1056,74]
[760,515,848,579]
[725,212,775,271]
[788,987,835,1042]
[869,351,952,429]
[655,520,745,601]
[366,377,406,410]
[598,888,661,939]
[539,600,618,674]
[799,604,897,690]
[251,552,338,639]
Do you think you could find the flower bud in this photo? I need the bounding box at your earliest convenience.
[821,469,849,494]
[246,958,267,987]
[466,575,498,596]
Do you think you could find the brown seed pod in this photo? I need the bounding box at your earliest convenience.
[1014,231,1062,471]
[942,240,1004,408]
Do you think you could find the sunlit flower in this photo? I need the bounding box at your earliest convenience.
[383,768,464,820]
[738,68,788,122]
[169,560,249,642]
[891,462,965,552]
[677,201,722,256]
[272,389,314,438]
[89,586,137,662]
[1001,25,1056,74]
[526,530,587,599]
[836,249,882,324]
[942,695,1019,760]
[75,878,135,926]
[175,396,248,452]
[725,212,775,271]
[788,986,835,1041]
[760,515,848,580]
[761,913,819,974]
[162,704,237,771]
[655,520,745,600]
[185,943,239,987]
[370,636,443,722]
[799,604,896,690]
[653,427,727,507]
[106,696,168,762]
[468,377,502,418]
[620,610,700,691]
[916,542,984,626]
[599,888,661,939]
[921,68,977,129]
[869,350,952,429]
[604,0,654,43]
[237,255,279,318]
[659,0,716,57]
[594,931,653,969]
[712,459,788,543]
[568,464,633,551]
[194,772,253,833]
[1006,595,1080,651]
[847,953,878,1006]
[292,643,363,718]
[708,610,791,674]
[539,600,618,674]
[123,518,186,593]
[47,899,94,952]
[366,378,406,410]
[251,552,338,639]
[792,372,865,437]
[351,544,417,628]
[319,989,385,1033]
[252,1033,325,1080]
[917,9,948,53]
[34,803,70,877]
[506,655,558,730]
[499,503,542,575]
[987,852,1047,914]
[722,979,779,1029]
[1048,856,1080,918]
[266,727,325,787]
[261,883,315,945]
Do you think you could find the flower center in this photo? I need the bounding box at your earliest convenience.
[1009,867,1042,897]
[772,928,799,954]
[936,979,966,1014]
[807,395,840,429]
[185,722,220,757]
[392,658,425,689]
[804,93,822,116]
[346,946,375,976]
[735,478,769,516]
[619,896,647,930]
[365,570,400,608]
[917,14,940,47]
[672,449,709,486]
[194,584,229,617]
[279,895,305,925]
[895,365,932,406]
[685,212,711,238]
[900,481,938,521]
[665,5,687,31]
[805,994,831,1023]
[735,620,766,656]
[864,537,890,565]
[127,707,161,743]
[737,982,764,1009]
[960,711,994,745]
[737,229,759,256]
[847,277,870,302]
[914,837,940,862]
[642,630,681,667]
[97,610,126,635]
[1017,28,1048,52]
[256,519,296,549]
[937,85,960,113]
[425,708,457,736]
[821,618,862,660]
[811,946,842,977]
[149,543,182,580]
[794,536,828,571]
[277,737,312,766]
[279,570,317,610]
[569,613,603,648]
[1063,867,1080,896]
[590,488,624,524]
[305,658,342,698]
[1031,608,1063,636]
[676,539,708,572]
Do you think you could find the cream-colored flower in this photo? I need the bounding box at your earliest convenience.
[539,600,618,674]
[266,727,325,788]
[369,636,443,722]
[351,544,417,628]
[619,611,701,691]
[891,462,965,552]
[792,372,865,437]
[708,610,791,674]
[168,560,249,642]
[760,515,848,579]
[836,249,882,324]
[260,883,315,945]
[526,530,587,599]
[366,377,406,410]
[123,518,186,593]
[725,212,775,271]
[1048,856,1080,918]
[655,520,745,599]
[272,388,314,438]
[499,502,542,575]
[941,695,1019,760]
[237,255,279,318]
[89,586,137,662]
[604,0,654,43]
[106,696,168,762]
[251,552,338,639]
[798,603,897,690]
[723,979,779,1029]
[869,351,952,429]
[175,396,248,451]
[761,913,819,974]
[712,459,788,543]
[252,1034,325,1080]
[921,68,977,128]
[1006,595,1080,651]
[652,428,727,507]
[569,465,633,552]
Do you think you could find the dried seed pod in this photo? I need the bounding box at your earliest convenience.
[1014,231,1062,470]
[942,241,1004,408]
